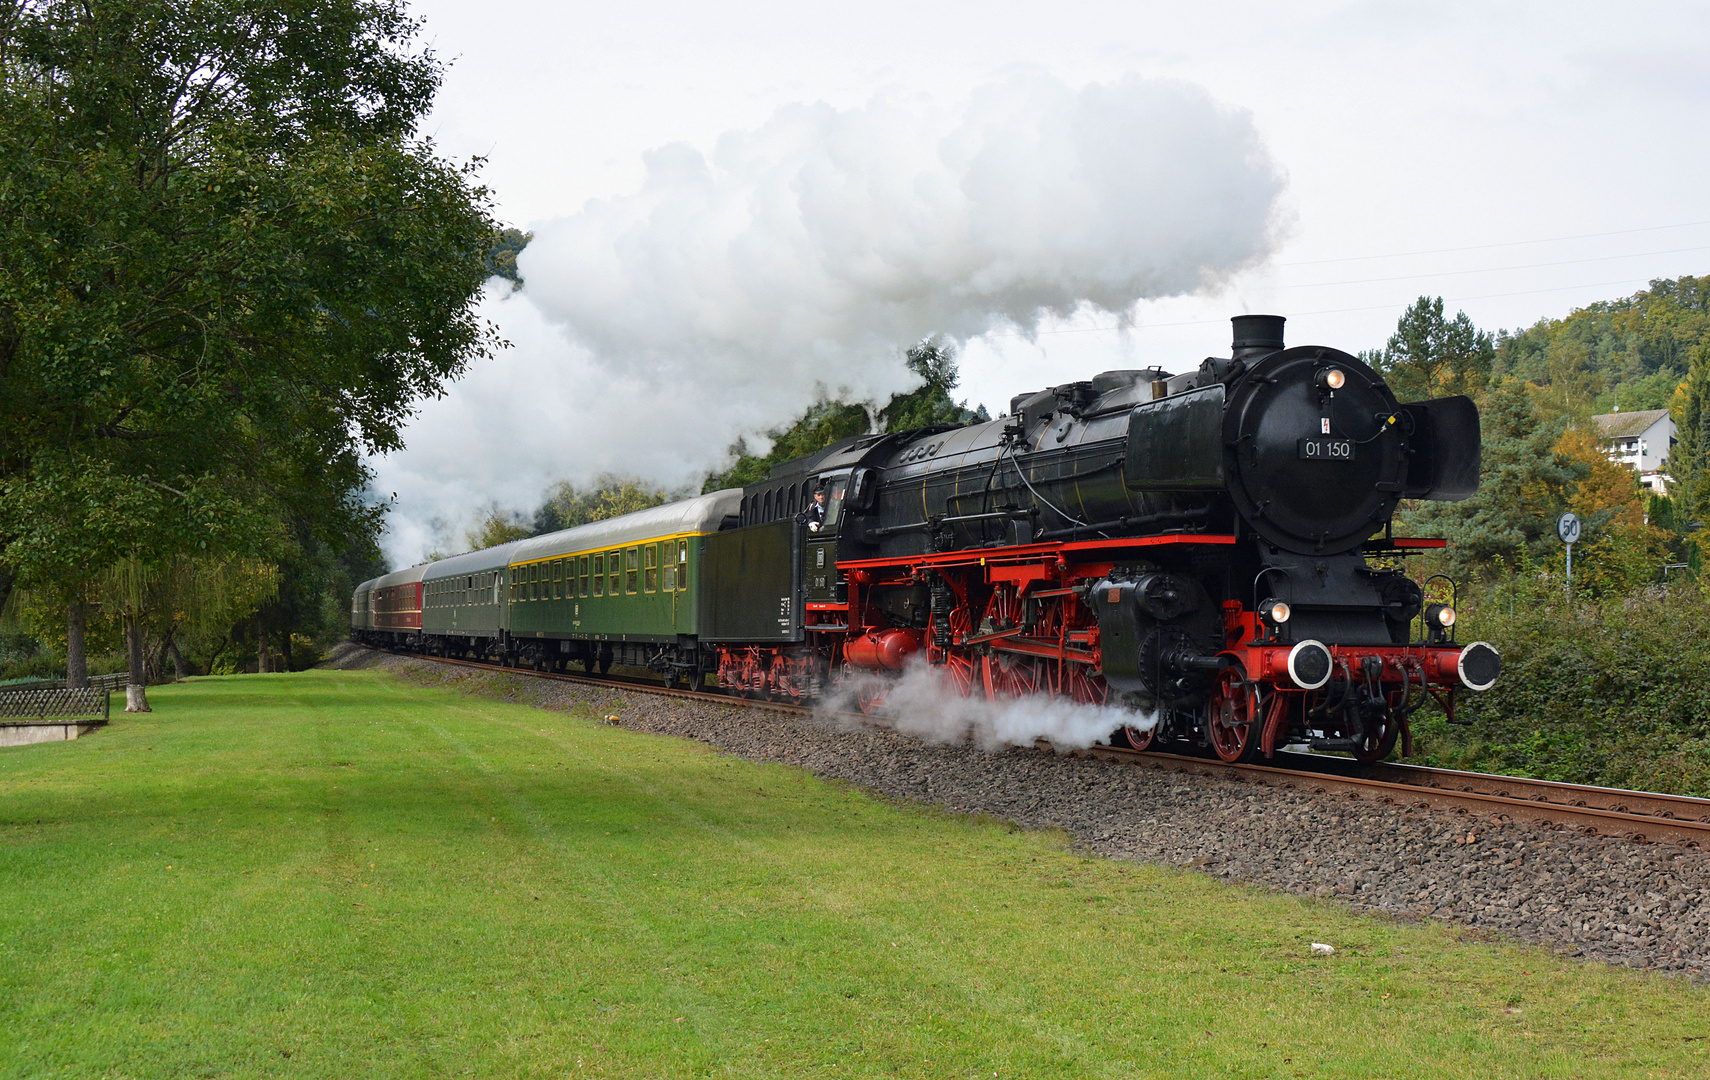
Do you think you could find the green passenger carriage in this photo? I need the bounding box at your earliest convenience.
[502,492,741,683]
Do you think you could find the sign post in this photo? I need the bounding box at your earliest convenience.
[1558,511,1581,590]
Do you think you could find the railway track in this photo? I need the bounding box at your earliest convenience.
[394,649,1710,850]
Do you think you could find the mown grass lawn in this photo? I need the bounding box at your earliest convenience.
[1,670,1706,1079]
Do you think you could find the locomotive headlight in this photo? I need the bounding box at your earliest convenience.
[1262,599,1292,625]
[1427,603,1456,628]
[1316,367,1346,392]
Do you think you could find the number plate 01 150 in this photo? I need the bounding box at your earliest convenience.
[1298,438,1355,461]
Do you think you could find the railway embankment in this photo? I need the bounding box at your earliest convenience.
[330,644,1710,979]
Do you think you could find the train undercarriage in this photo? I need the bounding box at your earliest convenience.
[358,536,1493,767]
[711,535,1494,765]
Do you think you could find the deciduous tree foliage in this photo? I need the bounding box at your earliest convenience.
[1498,274,1710,416]
[1553,427,1670,595]
[530,478,679,537]
[0,0,499,687]
[701,338,988,493]
[484,227,530,287]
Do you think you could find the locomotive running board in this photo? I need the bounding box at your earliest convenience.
[839,533,1237,573]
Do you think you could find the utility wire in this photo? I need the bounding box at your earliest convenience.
[1278,220,1710,267]
[1011,275,1673,337]
[1279,244,1710,290]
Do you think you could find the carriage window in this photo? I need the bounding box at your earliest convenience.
[626,547,639,594]
[579,556,590,596]
[592,554,605,596]
[509,572,518,603]
[551,560,562,599]
[677,540,689,592]
[644,544,658,593]
[609,550,622,595]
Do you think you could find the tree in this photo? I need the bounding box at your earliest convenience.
[0,1,499,699]
[1667,342,1710,525]
[250,522,385,674]
[878,337,990,431]
[703,338,988,492]
[1493,274,1710,414]
[531,478,677,536]
[1397,379,1587,580]
[466,503,533,551]
[1554,427,1669,595]
[485,227,531,287]
[1368,296,1495,402]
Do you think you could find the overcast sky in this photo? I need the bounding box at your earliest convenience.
[374,0,1710,564]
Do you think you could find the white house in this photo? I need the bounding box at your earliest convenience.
[1590,408,1675,493]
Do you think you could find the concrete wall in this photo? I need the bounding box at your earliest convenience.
[0,722,104,748]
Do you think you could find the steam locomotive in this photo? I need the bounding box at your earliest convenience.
[352,314,1498,763]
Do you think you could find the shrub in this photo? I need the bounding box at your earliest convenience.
[1411,581,1710,796]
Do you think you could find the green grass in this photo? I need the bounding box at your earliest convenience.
[1,671,1706,1079]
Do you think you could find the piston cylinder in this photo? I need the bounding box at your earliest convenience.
[843,629,923,671]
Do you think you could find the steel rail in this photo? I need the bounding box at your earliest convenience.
[1365,760,1710,824]
[377,648,1710,849]
[1077,746,1710,849]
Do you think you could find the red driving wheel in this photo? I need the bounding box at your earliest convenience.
[1206,665,1259,763]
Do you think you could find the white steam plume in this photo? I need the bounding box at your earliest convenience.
[823,658,1154,753]
[376,72,1285,565]
[522,71,1284,401]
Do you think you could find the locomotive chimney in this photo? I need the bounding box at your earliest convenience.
[1231,314,1286,361]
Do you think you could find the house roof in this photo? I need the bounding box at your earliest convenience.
[1591,409,1671,439]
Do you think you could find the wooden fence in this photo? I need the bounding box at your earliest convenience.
[0,686,112,721]
[0,672,131,694]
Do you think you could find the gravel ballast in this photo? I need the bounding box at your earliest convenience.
[326,645,1710,979]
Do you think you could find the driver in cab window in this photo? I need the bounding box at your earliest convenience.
[805,486,828,531]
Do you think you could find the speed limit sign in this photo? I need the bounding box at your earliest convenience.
[1557,512,1581,544]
